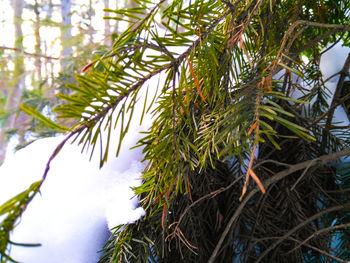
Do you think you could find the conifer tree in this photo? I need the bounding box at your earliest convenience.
[1,0,350,262]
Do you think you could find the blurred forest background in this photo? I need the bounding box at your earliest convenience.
[0,0,135,165]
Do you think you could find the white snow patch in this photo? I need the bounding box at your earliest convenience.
[320,43,350,83]
[0,89,154,262]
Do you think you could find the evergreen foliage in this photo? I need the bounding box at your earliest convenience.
[1,0,350,262]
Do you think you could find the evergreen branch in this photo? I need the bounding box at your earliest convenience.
[286,223,350,256]
[208,147,350,263]
[0,131,78,256]
[0,46,59,60]
[256,207,349,262]
[287,237,348,263]
[76,8,235,148]
[167,175,244,242]
[3,5,236,251]
[131,0,166,33]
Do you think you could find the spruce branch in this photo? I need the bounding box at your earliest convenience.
[287,237,348,263]
[208,147,350,263]
[286,222,350,256]
[256,206,349,262]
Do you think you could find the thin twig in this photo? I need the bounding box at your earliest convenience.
[290,159,317,191]
[167,175,243,241]
[131,0,166,33]
[253,159,291,169]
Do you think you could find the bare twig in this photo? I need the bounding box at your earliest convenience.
[253,159,291,169]
[166,175,243,254]
[290,159,317,191]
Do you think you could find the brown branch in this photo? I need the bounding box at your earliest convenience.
[253,159,291,169]
[290,158,317,191]
[207,147,350,263]
[0,46,59,60]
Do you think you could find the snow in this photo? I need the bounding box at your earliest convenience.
[320,43,350,82]
[0,97,152,262]
[320,43,350,127]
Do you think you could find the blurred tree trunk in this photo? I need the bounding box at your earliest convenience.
[61,0,72,68]
[104,0,111,47]
[87,0,94,44]
[0,0,25,165]
[33,0,42,80]
[44,0,54,93]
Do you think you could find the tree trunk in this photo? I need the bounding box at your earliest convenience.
[0,0,25,165]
